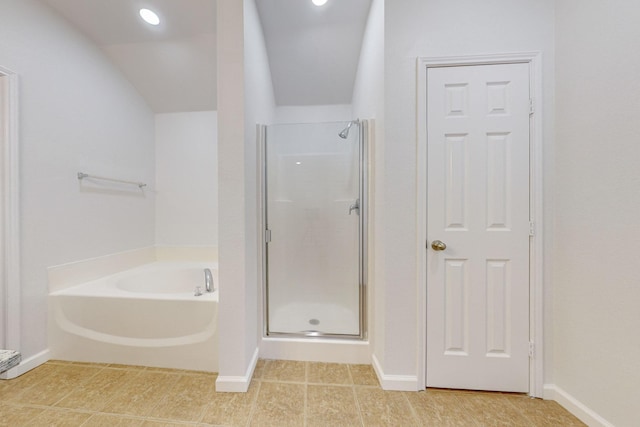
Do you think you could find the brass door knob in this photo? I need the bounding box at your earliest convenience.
[431,240,447,251]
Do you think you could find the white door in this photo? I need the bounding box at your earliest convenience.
[426,63,530,392]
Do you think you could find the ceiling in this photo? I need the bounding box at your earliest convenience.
[256,0,372,106]
[40,0,371,112]
[41,0,217,113]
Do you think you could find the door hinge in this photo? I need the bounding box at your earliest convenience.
[529,342,535,359]
[529,98,535,115]
[529,221,535,237]
[265,229,272,243]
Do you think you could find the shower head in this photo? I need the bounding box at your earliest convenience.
[338,120,360,139]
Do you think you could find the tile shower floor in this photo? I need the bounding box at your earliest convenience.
[0,359,584,426]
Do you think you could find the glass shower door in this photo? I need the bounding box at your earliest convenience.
[265,121,362,337]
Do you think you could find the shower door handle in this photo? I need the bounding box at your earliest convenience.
[348,199,360,215]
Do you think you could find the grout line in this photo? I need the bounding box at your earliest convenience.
[87,366,145,416]
[402,391,422,425]
[195,374,218,424]
[245,378,261,427]
[303,379,309,427]
[7,361,585,427]
[346,362,355,386]
[139,371,185,421]
[351,385,366,427]
[49,363,106,408]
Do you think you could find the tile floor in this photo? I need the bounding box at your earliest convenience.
[0,359,585,426]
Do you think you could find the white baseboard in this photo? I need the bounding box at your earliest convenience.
[544,384,614,427]
[215,347,259,392]
[0,349,50,380]
[371,354,419,391]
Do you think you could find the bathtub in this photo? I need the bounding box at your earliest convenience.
[48,262,218,372]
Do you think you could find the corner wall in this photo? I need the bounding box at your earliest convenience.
[350,0,385,375]
[0,0,155,361]
[381,0,555,386]
[155,111,218,247]
[553,2,640,425]
[243,0,276,376]
[216,0,275,391]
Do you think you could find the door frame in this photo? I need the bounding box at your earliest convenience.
[416,53,544,397]
[0,66,20,362]
[260,120,369,340]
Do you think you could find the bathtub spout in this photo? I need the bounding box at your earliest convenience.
[204,269,214,292]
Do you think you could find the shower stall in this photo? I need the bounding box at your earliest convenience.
[262,120,367,339]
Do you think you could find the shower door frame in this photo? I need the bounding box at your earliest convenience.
[0,66,21,377]
[260,120,368,340]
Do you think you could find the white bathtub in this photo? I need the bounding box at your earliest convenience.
[48,262,218,372]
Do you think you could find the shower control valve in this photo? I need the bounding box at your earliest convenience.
[348,198,360,215]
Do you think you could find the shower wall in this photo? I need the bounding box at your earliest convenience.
[266,122,361,336]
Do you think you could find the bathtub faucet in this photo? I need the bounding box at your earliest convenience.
[204,268,214,292]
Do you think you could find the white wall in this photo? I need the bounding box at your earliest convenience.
[554,2,640,425]
[243,0,276,370]
[274,104,352,124]
[0,0,155,360]
[155,111,218,247]
[351,0,384,122]
[381,0,555,384]
[351,0,385,369]
[216,0,275,390]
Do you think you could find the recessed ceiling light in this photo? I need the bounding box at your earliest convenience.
[139,8,160,26]
[312,0,328,6]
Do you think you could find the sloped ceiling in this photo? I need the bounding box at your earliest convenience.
[41,0,217,113]
[256,0,372,106]
[40,0,371,111]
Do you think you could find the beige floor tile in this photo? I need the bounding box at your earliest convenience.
[0,403,45,427]
[505,396,586,426]
[148,373,216,422]
[406,390,477,426]
[202,380,260,426]
[83,413,145,426]
[253,359,266,379]
[140,421,199,426]
[355,387,418,426]
[47,360,75,365]
[143,366,212,375]
[250,381,305,427]
[29,408,93,426]
[307,362,353,385]
[2,360,589,427]
[348,364,379,386]
[55,367,135,411]
[9,364,103,406]
[261,360,306,383]
[0,363,58,401]
[306,385,361,427]
[71,361,108,368]
[108,363,148,371]
[455,392,531,426]
[102,371,177,417]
